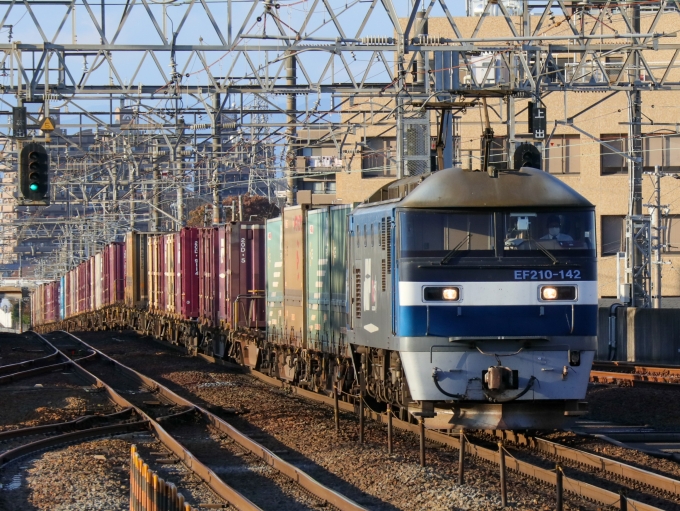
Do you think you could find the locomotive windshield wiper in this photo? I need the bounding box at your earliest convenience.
[528,237,559,265]
[440,234,472,265]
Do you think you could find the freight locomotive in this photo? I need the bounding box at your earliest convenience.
[32,166,597,430]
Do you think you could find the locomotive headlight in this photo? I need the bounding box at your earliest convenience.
[423,286,461,302]
[539,285,577,301]
[541,286,558,300]
[442,288,459,301]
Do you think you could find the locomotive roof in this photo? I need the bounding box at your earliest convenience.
[372,167,593,208]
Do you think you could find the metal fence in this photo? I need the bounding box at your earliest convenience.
[129,445,201,511]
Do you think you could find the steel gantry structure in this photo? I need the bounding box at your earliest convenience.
[1,0,680,304]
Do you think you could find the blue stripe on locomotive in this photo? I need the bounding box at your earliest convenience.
[397,304,597,337]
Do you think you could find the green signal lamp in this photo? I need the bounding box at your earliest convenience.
[29,183,39,191]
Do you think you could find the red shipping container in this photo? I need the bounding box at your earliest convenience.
[218,222,266,328]
[111,242,125,304]
[198,227,219,324]
[178,227,200,319]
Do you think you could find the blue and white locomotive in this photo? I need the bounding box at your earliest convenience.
[348,166,596,429]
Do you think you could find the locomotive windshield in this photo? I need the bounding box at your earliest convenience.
[503,210,595,256]
[399,209,596,258]
[399,211,495,257]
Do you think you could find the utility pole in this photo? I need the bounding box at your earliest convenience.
[152,164,160,232]
[212,93,221,225]
[285,52,296,206]
[626,1,647,308]
[644,165,671,309]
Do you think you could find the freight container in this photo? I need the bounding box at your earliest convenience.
[306,208,330,350]
[101,242,125,306]
[125,232,149,308]
[265,218,283,339]
[198,227,219,324]
[329,205,353,354]
[60,275,66,320]
[93,252,103,311]
[162,234,175,314]
[178,227,200,318]
[218,222,266,329]
[283,205,308,347]
[148,235,160,311]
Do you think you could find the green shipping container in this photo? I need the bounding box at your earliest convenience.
[330,204,353,356]
[266,218,284,340]
[306,208,330,351]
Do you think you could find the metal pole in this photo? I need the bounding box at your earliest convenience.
[152,165,160,232]
[285,51,296,206]
[212,93,221,226]
[458,430,465,485]
[334,380,340,433]
[387,403,393,455]
[556,463,563,511]
[498,442,507,507]
[359,373,365,444]
[419,417,426,467]
[620,490,628,511]
[627,1,645,307]
[651,165,662,308]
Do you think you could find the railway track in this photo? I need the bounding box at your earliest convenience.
[37,330,367,511]
[65,328,675,511]
[242,363,672,511]
[591,361,680,386]
[479,430,680,509]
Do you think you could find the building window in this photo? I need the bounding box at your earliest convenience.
[643,134,680,172]
[664,216,680,254]
[601,215,625,256]
[545,135,580,174]
[362,138,397,177]
[600,135,628,175]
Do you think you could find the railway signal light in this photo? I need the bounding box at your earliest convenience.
[19,142,49,201]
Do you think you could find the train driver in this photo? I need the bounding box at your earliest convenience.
[540,215,573,241]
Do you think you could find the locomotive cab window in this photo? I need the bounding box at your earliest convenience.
[399,211,495,257]
[503,210,595,256]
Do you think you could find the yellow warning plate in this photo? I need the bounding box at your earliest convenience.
[40,117,56,132]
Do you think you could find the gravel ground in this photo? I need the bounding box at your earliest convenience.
[0,434,228,511]
[0,332,52,368]
[586,383,680,430]
[74,329,606,511]
[0,370,112,432]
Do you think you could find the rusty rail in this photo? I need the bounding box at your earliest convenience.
[483,430,680,497]
[590,370,680,386]
[0,421,149,467]
[43,331,368,511]
[130,445,201,511]
[33,332,264,511]
[0,408,136,442]
[0,349,60,376]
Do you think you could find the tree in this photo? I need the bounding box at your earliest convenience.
[186,195,280,227]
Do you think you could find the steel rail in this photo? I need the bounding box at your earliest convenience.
[235,366,666,511]
[0,350,60,376]
[32,332,265,511]
[482,430,680,497]
[0,408,136,442]
[590,370,680,385]
[0,421,150,467]
[50,331,369,511]
[594,361,680,374]
[0,350,97,384]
